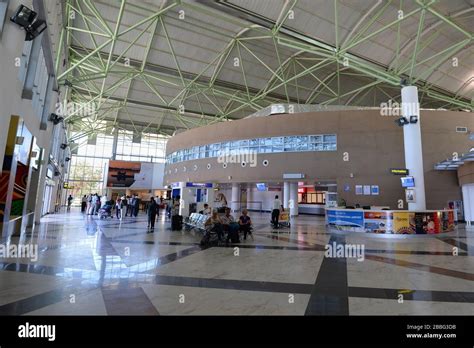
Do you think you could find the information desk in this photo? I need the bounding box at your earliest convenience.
[326,208,455,235]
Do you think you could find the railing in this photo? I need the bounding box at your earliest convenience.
[230,201,263,213]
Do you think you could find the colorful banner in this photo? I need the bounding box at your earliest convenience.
[363,211,393,234]
[414,212,440,234]
[327,209,364,231]
[392,212,415,234]
[328,209,456,235]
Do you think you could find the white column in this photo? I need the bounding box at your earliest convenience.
[231,183,240,212]
[283,181,290,209]
[402,86,426,210]
[246,187,253,211]
[462,184,473,226]
[178,182,192,217]
[289,182,299,216]
[206,185,215,208]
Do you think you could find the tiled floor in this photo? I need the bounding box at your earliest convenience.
[0,209,473,315]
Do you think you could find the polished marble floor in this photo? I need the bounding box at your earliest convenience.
[0,209,473,315]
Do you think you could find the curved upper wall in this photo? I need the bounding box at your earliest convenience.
[164,109,473,209]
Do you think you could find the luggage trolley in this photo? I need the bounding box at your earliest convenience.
[278,211,291,228]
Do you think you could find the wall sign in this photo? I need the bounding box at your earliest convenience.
[186,182,213,188]
[363,185,371,195]
[371,185,379,195]
[390,168,409,175]
[405,188,416,203]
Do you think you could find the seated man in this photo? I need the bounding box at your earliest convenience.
[221,208,240,243]
[202,203,212,216]
[239,209,253,240]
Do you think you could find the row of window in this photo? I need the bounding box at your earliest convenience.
[166,134,337,164]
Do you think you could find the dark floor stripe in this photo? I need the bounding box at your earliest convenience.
[153,274,314,294]
[437,238,471,254]
[112,239,317,251]
[154,246,205,267]
[364,249,468,256]
[348,286,474,303]
[365,254,474,281]
[0,262,66,276]
[0,286,96,315]
[102,287,159,315]
[111,239,198,246]
[305,235,349,315]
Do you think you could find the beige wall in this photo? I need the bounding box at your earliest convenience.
[458,162,474,186]
[164,110,473,210]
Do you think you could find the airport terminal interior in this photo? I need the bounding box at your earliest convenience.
[0,0,473,317]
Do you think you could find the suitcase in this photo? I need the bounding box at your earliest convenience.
[171,215,183,230]
[227,229,240,243]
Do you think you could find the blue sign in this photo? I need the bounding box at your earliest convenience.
[327,210,364,228]
[186,182,212,188]
[344,184,350,192]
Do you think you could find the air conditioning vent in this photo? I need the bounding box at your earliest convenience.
[456,127,468,133]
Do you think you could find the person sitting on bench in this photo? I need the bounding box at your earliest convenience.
[239,209,253,240]
[221,208,240,243]
[204,210,224,241]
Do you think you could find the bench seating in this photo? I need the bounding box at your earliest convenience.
[184,213,208,233]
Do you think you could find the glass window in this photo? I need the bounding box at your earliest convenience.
[323,143,337,151]
[309,143,323,151]
[296,136,308,151]
[324,134,336,143]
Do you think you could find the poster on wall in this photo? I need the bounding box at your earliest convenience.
[405,189,416,203]
[107,160,141,187]
[355,185,363,195]
[371,185,379,195]
[392,212,415,234]
[363,211,393,234]
[327,209,364,232]
[363,185,371,195]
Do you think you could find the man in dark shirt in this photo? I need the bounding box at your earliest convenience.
[133,195,140,217]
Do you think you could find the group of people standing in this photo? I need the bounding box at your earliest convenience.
[81,193,107,215]
[114,194,141,219]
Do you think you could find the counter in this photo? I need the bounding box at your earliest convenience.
[326,208,455,235]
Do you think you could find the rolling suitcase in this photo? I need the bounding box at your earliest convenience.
[171,215,183,230]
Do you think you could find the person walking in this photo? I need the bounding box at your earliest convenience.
[90,194,97,215]
[147,197,158,231]
[81,195,87,213]
[271,195,284,229]
[121,195,128,219]
[67,195,73,212]
[125,195,132,216]
[86,194,92,214]
[115,197,122,220]
[133,195,140,217]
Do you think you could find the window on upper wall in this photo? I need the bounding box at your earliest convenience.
[166,133,337,164]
